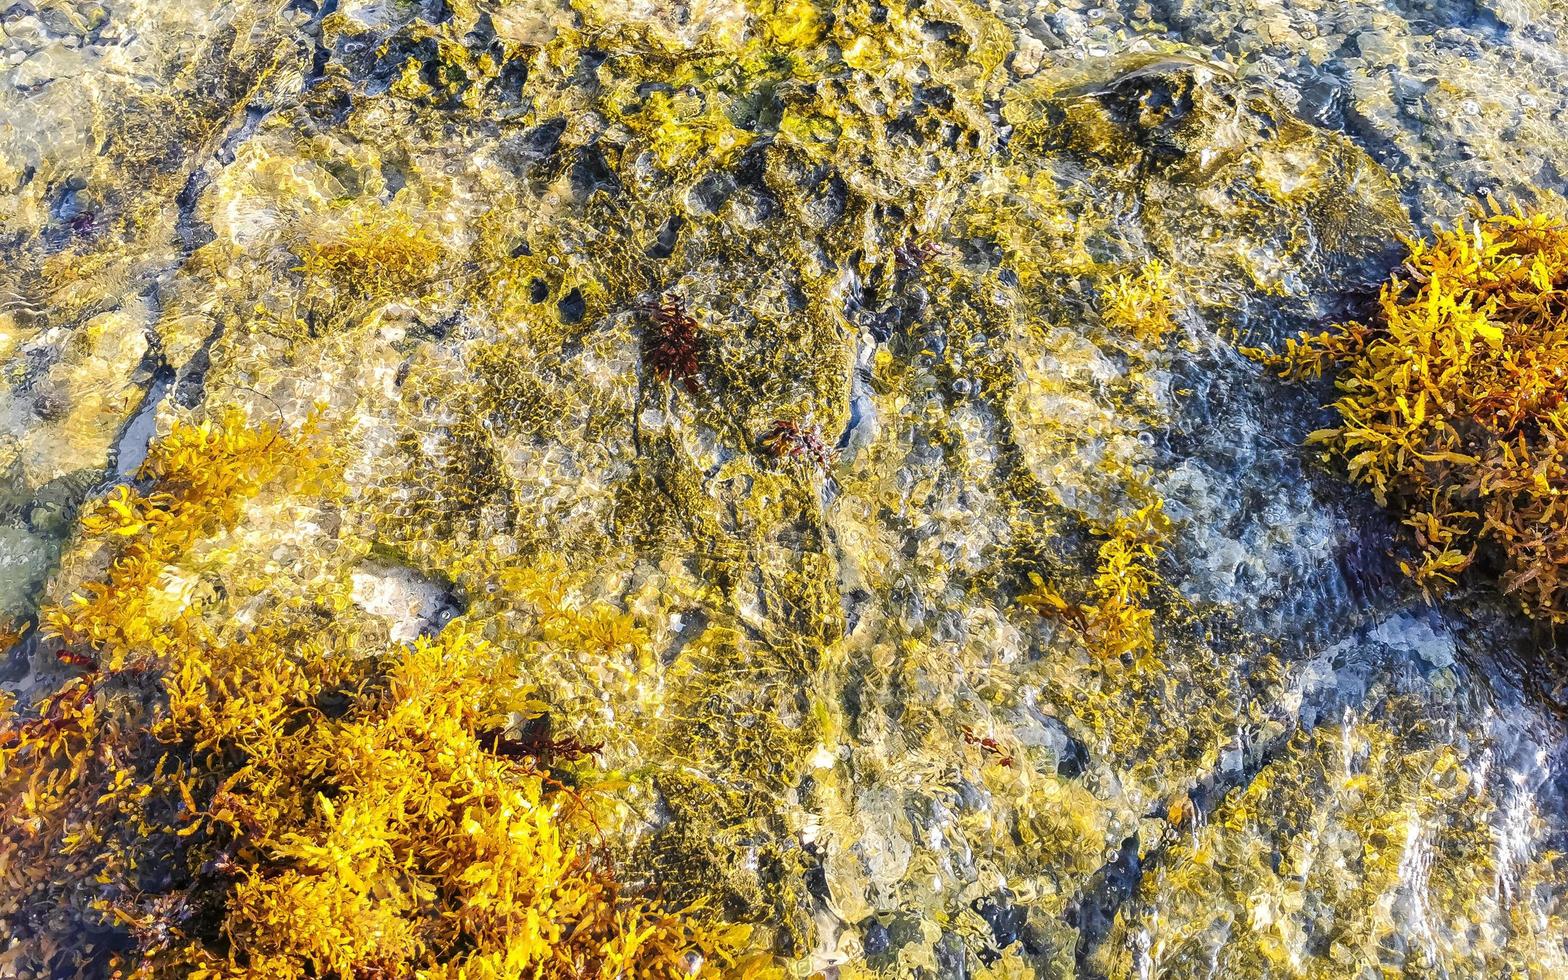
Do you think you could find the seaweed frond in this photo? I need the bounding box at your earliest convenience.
[1247,203,1568,620]
[2,414,739,978]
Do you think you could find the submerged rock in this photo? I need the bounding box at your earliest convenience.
[2,0,1568,976]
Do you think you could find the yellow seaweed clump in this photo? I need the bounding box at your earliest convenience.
[1245,205,1568,621]
[43,409,315,670]
[199,628,734,980]
[1,414,736,978]
[1099,259,1178,346]
[0,618,26,652]
[1020,501,1171,662]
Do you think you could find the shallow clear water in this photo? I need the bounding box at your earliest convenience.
[3,0,1568,976]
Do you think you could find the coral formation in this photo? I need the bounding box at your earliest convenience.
[1248,203,1568,622]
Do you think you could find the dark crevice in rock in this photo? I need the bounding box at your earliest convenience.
[1069,629,1342,972]
[646,215,682,259]
[172,317,226,410]
[1068,833,1141,977]
[111,363,173,479]
[974,891,1032,961]
[179,79,285,254]
[556,287,586,324]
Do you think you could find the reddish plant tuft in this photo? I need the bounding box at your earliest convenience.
[895,238,946,271]
[759,418,837,471]
[639,295,703,391]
